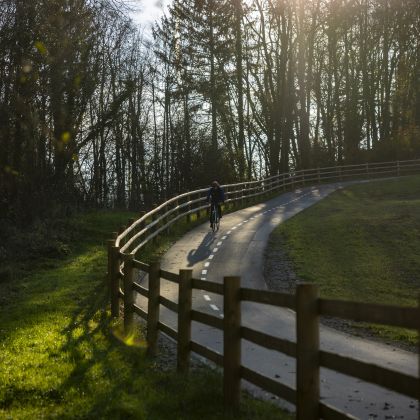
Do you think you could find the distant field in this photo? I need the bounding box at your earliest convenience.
[0,210,290,419]
[268,175,420,347]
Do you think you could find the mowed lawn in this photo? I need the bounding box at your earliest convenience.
[0,211,290,419]
[269,175,420,347]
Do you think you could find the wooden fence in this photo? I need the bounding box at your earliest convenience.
[113,159,420,256]
[108,159,420,419]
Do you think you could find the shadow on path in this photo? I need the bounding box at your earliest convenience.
[186,232,218,267]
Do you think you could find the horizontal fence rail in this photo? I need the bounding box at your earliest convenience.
[107,159,420,419]
[113,159,420,257]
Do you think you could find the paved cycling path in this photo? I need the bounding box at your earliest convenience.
[136,181,418,419]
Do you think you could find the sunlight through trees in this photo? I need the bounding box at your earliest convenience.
[1,0,419,224]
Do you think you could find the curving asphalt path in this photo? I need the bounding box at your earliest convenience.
[135,181,418,419]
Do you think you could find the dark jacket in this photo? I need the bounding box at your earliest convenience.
[207,186,225,203]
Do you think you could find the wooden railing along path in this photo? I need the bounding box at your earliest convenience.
[108,159,420,420]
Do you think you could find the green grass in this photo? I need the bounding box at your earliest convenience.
[269,175,420,348]
[0,210,291,419]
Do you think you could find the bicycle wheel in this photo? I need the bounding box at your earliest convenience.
[210,204,214,232]
[210,204,220,233]
[215,211,220,231]
[213,205,220,232]
[211,204,217,232]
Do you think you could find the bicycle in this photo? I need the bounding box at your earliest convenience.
[210,202,220,232]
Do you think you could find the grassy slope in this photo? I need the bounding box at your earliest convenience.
[269,175,420,347]
[0,211,290,419]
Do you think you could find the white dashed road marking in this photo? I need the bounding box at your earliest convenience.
[202,192,311,312]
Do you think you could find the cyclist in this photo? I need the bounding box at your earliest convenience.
[207,180,225,229]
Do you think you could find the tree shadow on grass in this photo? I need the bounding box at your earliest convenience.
[55,277,151,418]
[55,278,229,419]
[55,278,287,420]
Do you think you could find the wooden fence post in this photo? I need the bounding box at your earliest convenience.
[236,185,240,206]
[110,245,121,318]
[296,283,320,420]
[417,295,420,410]
[230,187,238,210]
[397,160,400,177]
[151,204,158,245]
[147,262,160,356]
[174,198,179,219]
[177,269,193,373]
[107,239,115,291]
[265,180,270,198]
[186,195,191,223]
[223,276,242,410]
[195,192,201,221]
[123,253,135,334]
[118,225,126,247]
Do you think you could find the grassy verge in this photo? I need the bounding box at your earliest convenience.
[0,210,291,419]
[268,175,420,348]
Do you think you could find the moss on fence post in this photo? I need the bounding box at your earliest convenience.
[110,245,121,318]
[123,253,135,335]
[147,261,161,357]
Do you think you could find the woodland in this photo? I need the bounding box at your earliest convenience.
[1,0,419,225]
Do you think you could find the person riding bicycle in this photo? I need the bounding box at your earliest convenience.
[207,180,225,229]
